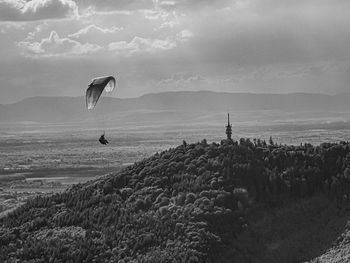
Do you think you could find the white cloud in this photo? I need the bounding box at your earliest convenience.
[0,21,25,33]
[108,36,176,55]
[176,29,193,42]
[69,24,122,38]
[0,0,78,21]
[24,22,48,40]
[17,30,101,57]
[155,0,233,12]
[66,24,125,46]
[74,0,153,12]
[67,24,123,44]
[159,72,205,84]
[154,72,209,92]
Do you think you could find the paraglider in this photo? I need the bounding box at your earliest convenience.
[86,76,116,144]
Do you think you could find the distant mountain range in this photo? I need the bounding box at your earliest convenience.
[1,91,350,123]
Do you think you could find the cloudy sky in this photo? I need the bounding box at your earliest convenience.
[1,0,350,103]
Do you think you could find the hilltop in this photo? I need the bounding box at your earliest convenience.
[1,138,350,262]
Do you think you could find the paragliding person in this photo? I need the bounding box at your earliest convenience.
[85,75,116,144]
[99,133,109,145]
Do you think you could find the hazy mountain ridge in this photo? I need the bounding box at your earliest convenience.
[1,91,350,123]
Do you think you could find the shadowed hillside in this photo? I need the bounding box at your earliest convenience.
[1,138,350,262]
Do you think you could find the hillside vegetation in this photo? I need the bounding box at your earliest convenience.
[1,138,350,262]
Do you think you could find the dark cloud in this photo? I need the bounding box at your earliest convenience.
[0,0,78,21]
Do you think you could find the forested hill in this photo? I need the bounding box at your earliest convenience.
[1,139,350,262]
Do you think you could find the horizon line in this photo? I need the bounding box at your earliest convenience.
[2,90,349,105]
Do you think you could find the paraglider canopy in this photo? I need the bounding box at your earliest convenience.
[86,76,116,110]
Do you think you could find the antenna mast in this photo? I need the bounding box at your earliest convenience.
[226,112,232,140]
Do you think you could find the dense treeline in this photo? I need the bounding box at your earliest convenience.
[1,138,350,262]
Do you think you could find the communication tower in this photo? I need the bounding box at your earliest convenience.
[226,113,232,140]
